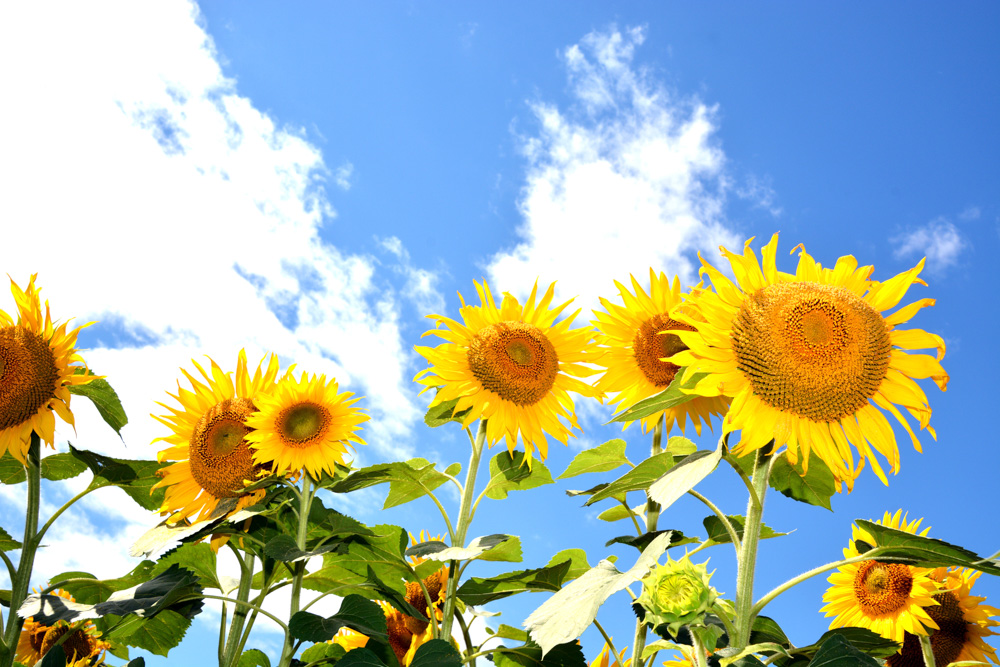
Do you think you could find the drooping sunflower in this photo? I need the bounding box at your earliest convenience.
[821,511,940,642]
[244,372,368,479]
[589,640,631,667]
[671,234,947,489]
[592,270,729,434]
[887,567,1000,667]
[0,275,95,463]
[415,280,601,463]
[152,350,280,523]
[17,589,110,666]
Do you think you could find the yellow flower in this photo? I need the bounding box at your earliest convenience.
[887,567,1000,667]
[152,350,280,523]
[821,511,941,642]
[244,371,368,479]
[590,640,631,667]
[592,270,729,434]
[0,275,95,463]
[17,589,110,666]
[415,280,601,464]
[330,627,369,652]
[407,530,446,566]
[672,234,947,489]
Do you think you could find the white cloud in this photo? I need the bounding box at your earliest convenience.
[891,218,967,274]
[377,236,446,315]
[958,205,981,221]
[334,162,354,190]
[488,25,738,312]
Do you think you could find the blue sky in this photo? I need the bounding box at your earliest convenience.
[1,2,998,664]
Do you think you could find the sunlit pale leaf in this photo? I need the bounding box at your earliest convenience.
[556,439,628,479]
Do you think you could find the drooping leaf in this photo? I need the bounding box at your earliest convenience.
[493,641,588,666]
[328,460,458,510]
[264,534,346,563]
[478,535,524,563]
[406,534,512,562]
[456,561,572,606]
[68,373,128,436]
[703,515,788,545]
[647,446,723,511]
[855,520,1000,576]
[596,503,644,524]
[423,397,472,428]
[556,439,628,480]
[807,633,880,666]
[607,371,707,423]
[67,445,166,511]
[363,566,427,622]
[410,639,462,667]
[665,436,697,458]
[605,530,696,553]
[0,526,22,551]
[493,624,529,641]
[102,609,193,657]
[39,645,66,667]
[768,454,835,511]
[584,452,674,506]
[289,595,388,643]
[485,451,554,500]
[237,648,272,667]
[748,615,790,646]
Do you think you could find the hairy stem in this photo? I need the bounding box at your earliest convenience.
[733,445,773,649]
[630,415,664,667]
[278,473,314,667]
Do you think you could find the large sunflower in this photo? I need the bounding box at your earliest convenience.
[244,372,368,479]
[592,270,729,434]
[821,511,940,642]
[671,234,947,488]
[0,275,95,463]
[887,567,1000,667]
[17,589,110,666]
[415,280,601,463]
[152,350,280,523]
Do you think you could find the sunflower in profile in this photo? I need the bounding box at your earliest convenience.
[822,511,940,642]
[17,589,110,666]
[887,567,1000,667]
[152,350,280,523]
[589,640,631,667]
[244,372,367,479]
[592,270,729,435]
[671,234,947,489]
[0,275,95,463]
[415,280,601,463]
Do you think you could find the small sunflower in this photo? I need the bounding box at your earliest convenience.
[17,589,110,666]
[415,280,601,464]
[244,372,368,479]
[887,567,1000,667]
[592,270,729,434]
[152,350,280,523]
[671,234,947,489]
[0,275,95,463]
[821,511,940,642]
[590,640,631,667]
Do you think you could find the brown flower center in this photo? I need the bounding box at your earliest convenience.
[887,591,968,667]
[853,561,914,616]
[40,624,95,661]
[467,321,558,406]
[276,402,331,448]
[0,325,59,431]
[731,282,891,422]
[632,313,694,387]
[189,397,264,499]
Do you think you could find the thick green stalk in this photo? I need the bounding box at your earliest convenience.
[1,434,41,667]
[630,415,664,666]
[919,635,936,667]
[222,551,256,667]
[278,473,314,667]
[732,446,773,649]
[440,419,487,645]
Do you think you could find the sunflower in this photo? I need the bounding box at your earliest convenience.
[671,234,947,489]
[152,350,280,523]
[590,640,631,667]
[17,589,110,666]
[592,270,729,435]
[0,275,95,463]
[887,567,1000,667]
[415,280,601,464]
[244,372,367,479]
[330,627,369,652]
[821,511,940,642]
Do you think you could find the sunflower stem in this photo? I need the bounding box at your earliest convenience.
[687,489,741,556]
[630,415,664,667]
[222,550,256,667]
[441,419,487,646]
[733,445,773,649]
[1,434,41,666]
[919,633,936,667]
[278,472,314,667]
[690,627,710,667]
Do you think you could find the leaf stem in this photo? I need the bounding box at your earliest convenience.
[732,445,773,649]
[455,607,476,667]
[593,618,625,667]
[630,414,663,667]
[35,486,96,544]
[723,453,761,511]
[200,593,290,633]
[686,489,741,556]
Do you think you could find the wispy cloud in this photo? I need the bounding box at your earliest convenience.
[891,217,967,275]
[334,161,354,190]
[488,25,738,312]
[958,205,981,221]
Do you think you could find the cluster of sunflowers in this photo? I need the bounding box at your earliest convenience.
[0,233,995,667]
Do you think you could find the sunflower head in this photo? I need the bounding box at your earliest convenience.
[672,234,948,490]
[17,589,110,666]
[152,350,280,524]
[415,280,602,464]
[244,371,368,480]
[0,275,96,463]
[636,556,718,636]
[822,511,941,642]
[592,270,729,435]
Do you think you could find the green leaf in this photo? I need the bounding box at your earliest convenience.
[125,659,146,667]
[289,595,388,643]
[492,641,588,666]
[807,633,880,666]
[47,561,156,604]
[360,565,427,621]
[666,436,697,457]
[703,515,788,545]
[304,525,408,597]
[68,374,128,436]
[406,534,513,562]
[768,454,835,511]
[478,535,524,563]
[647,447,723,510]
[556,439,628,480]
[328,460,457,510]
[584,452,674,506]
[749,615,790,646]
[855,520,1000,576]
[564,483,608,498]
[68,445,166,511]
[0,454,26,484]
[264,534,346,563]
[0,526,22,551]
[410,639,462,667]
[494,624,529,641]
[152,542,219,589]
[544,549,591,582]
[238,648,272,667]
[336,648,391,667]
[423,397,472,427]
[298,643,344,665]
[39,645,66,667]
[457,561,571,606]
[596,503,644,523]
[484,451,554,500]
[104,609,193,657]
[605,530,697,553]
[809,628,900,660]
[607,371,707,423]
[39,453,87,481]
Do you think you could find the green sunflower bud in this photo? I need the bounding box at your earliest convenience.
[636,556,718,636]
